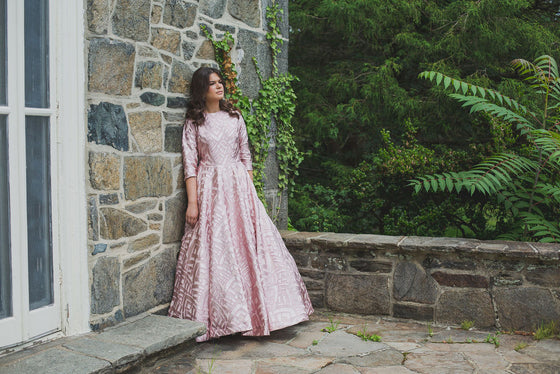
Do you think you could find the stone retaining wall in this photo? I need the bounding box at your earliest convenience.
[86,0,288,330]
[282,231,560,332]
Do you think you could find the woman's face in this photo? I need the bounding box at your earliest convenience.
[205,73,224,103]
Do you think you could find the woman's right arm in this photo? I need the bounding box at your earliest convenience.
[183,121,199,226]
[185,177,198,226]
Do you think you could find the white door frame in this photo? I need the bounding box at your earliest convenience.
[0,0,89,349]
[54,0,89,337]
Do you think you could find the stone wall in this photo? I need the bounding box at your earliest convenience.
[86,0,288,330]
[283,231,560,332]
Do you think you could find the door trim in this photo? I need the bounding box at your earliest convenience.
[53,0,89,337]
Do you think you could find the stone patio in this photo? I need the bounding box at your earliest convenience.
[126,310,560,374]
[1,309,558,373]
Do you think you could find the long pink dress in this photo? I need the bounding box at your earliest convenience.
[168,110,313,342]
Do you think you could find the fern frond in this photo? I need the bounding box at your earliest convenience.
[419,71,530,114]
[513,57,560,114]
[518,212,560,242]
[534,182,560,204]
[410,153,537,196]
[471,153,537,183]
[513,56,559,88]
[534,55,559,79]
[531,130,560,169]
[448,94,534,130]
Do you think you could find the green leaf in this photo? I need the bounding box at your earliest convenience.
[453,79,460,91]
[479,87,486,99]
[445,175,454,192]
[430,178,438,192]
[436,73,443,86]
[438,176,446,190]
[496,93,504,104]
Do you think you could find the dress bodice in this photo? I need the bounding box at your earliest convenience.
[182,111,252,179]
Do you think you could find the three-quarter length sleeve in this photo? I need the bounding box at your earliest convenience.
[238,115,253,171]
[182,120,199,179]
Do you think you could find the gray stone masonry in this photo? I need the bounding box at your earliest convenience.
[282,231,560,332]
[86,0,289,330]
[0,314,205,374]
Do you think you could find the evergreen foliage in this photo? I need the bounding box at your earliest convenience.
[289,0,560,239]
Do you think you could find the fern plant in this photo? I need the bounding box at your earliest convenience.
[412,55,560,242]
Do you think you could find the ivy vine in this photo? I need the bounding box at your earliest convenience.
[202,2,302,218]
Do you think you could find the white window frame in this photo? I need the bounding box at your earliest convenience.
[0,0,88,349]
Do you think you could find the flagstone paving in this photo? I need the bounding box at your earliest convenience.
[126,310,560,374]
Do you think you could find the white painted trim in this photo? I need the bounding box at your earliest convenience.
[27,304,59,338]
[24,108,53,116]
[4,0,27,348]
[53,0,89,336]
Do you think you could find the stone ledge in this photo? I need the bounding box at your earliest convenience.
[281,231,560,261]
[283,231,560,331]
[0,315,206,374]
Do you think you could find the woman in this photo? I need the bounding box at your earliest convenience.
[168,67,313,342]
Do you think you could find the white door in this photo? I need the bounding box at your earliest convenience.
[0,0,60,348]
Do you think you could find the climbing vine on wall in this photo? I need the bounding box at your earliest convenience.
[202,2,302,215]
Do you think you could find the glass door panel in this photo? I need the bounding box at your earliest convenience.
[0,0,6,105]
[25,116,52,310]
[0,115,11,319]
[24,0,49,108]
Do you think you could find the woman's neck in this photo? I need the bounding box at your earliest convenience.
[205,101,221,113]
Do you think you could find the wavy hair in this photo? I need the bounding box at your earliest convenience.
[186,67,240,127]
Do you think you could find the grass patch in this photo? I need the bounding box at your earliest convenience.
[534,321,559,341]
[514,342,528,351]
[196,357,215,374]
[401,352,409,365]
[460,320,475,330]
[355,324,381,342]
[357,331,381,342]
[484,333,500,348]
[322,318,340,333]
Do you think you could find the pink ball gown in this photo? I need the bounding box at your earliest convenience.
[168,110,313,342]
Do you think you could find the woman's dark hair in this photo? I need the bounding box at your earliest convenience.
[186,67,239,127]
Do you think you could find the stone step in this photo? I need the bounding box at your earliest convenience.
[0,315,206,374]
